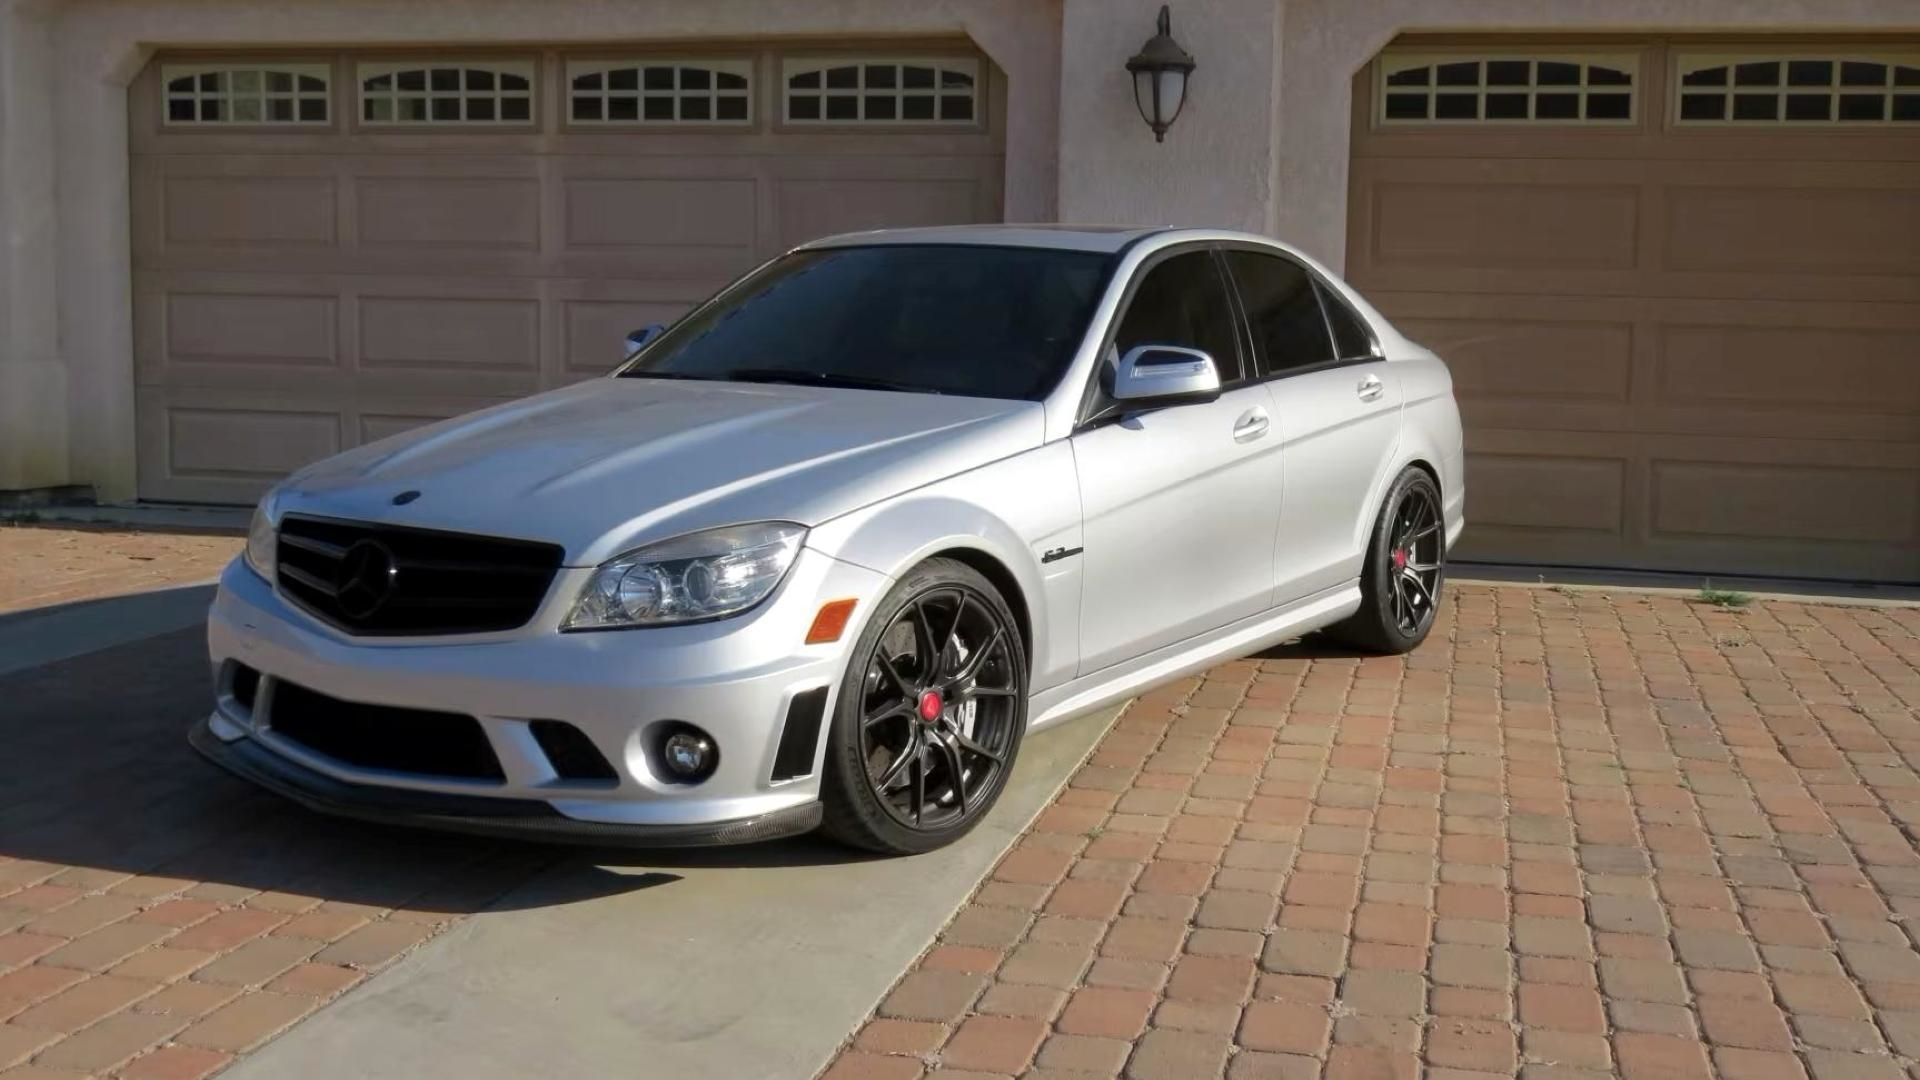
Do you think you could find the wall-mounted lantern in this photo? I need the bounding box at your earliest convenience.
[1126,5,1195,142]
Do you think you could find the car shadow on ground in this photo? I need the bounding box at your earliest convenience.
[1248,633,1366,662]
[0,620,883,922]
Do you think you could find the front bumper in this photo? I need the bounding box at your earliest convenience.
[189,715,823,846]
[201,546,889,842]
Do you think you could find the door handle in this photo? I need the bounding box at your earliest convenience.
[1232,408,1270,443]
[1357,374,1385,402]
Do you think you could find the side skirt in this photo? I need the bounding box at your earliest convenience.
[1025,581,1363,733]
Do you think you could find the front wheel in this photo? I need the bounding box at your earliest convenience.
[1328,468,1447,654]
[819,559,1028,855]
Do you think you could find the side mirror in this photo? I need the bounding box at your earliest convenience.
[624,324,668,359]
[1109,345,1222,407]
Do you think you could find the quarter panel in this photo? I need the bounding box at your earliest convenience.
[804,442,1081,695]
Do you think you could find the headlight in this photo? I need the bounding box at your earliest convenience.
[244,502,276,580]
[563,522,806,630]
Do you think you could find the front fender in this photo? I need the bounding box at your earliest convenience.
[804,442,1082,695]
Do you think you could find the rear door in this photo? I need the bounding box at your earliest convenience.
[1071,247,1284,674]
[1222,249,1403,604]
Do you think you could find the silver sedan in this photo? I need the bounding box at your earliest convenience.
[195,225,1465,855]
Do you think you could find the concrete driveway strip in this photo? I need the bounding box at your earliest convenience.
[223,707,1118,1080]
[0,581,214,677]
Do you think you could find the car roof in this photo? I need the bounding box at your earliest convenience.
[798,223,1306,257]
[799,224,1172,254]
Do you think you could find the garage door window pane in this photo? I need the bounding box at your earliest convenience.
[1377,52,1638,124]
[568,60,752,125]
[358,61,535,126]
[1678,52,1920,125]
[1785,93,1830,121]
[162,62,331,127]
[784,57,980,125]
[1839,94,1886,121]
[1223,251,1333,379]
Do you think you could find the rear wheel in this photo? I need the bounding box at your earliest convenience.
[820,559,1027,855]
[1328,468,1446,654]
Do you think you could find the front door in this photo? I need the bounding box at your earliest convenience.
[1073,248,1284,674]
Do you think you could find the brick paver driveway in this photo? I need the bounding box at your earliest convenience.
[828,585,1920,1080]
[0,527,581,1078]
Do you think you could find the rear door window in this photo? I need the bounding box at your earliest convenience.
[1222,251,1336,378]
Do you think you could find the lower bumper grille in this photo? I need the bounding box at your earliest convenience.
[267,679,505,782]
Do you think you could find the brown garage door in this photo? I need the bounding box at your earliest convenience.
[1348,38,1920,582]
[130,44,1004,503]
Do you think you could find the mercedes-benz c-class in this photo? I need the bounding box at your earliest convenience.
[194,225,1464,854]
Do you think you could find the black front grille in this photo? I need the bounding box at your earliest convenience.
[268,679,505,781]
[276,515,562,636]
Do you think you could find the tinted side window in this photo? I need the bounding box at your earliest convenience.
[1223,251,1335,377]
[1318,281,1379,361]
[1113,251,1243,383]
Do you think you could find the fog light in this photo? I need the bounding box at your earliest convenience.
[654,724,718,783]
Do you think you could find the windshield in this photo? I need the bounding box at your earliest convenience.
[618,244,1112,399]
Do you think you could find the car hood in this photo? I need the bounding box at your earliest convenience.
[273,378,1045,565]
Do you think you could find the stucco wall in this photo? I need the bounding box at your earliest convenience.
[0,1,64,494]
[1057,0,1281,232]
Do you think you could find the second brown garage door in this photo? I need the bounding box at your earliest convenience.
[1349,37,1920,582]
[131,43,1004,503]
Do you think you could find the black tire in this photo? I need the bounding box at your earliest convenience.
[1328,468,1446,655]
[820,558,1028,855]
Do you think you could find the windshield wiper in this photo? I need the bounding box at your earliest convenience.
[721,369,939,394]
[616,370,726,381]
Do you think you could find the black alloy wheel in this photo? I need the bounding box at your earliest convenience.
[821,560,1027,854]
[1328,467,1447,654]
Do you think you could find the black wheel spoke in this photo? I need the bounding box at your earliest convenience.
[911,757,926,827]
[872,650,914,699]
[955,729,1005,765]
[865,701,914,728]
[952,626,1005,686]
[941,595,970,674]
[909,596,944,673]
[935,732,969,816]
[970,685,1018,698]
[1402,569,1435,611]
[876,731,919,789]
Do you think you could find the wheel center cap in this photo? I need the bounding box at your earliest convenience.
[917,690,944,723]
[1392,548,1408,570]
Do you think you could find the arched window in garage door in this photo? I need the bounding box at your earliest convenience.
[162,64,330,125]
[782,57,979,124]
[566,59,752,124]
[1675,53,1920,124]
[357,60,534,125]
[1377,52,1637,124]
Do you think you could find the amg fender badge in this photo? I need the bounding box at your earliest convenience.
[1040,546,1083,564]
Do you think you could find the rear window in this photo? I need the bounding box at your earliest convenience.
[621,244,1111,399]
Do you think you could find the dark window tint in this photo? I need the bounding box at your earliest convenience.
[623,245,1110,400]
[1113,252,1243,384]
[1318,282,1378,361]
[1223,251,1333,378]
